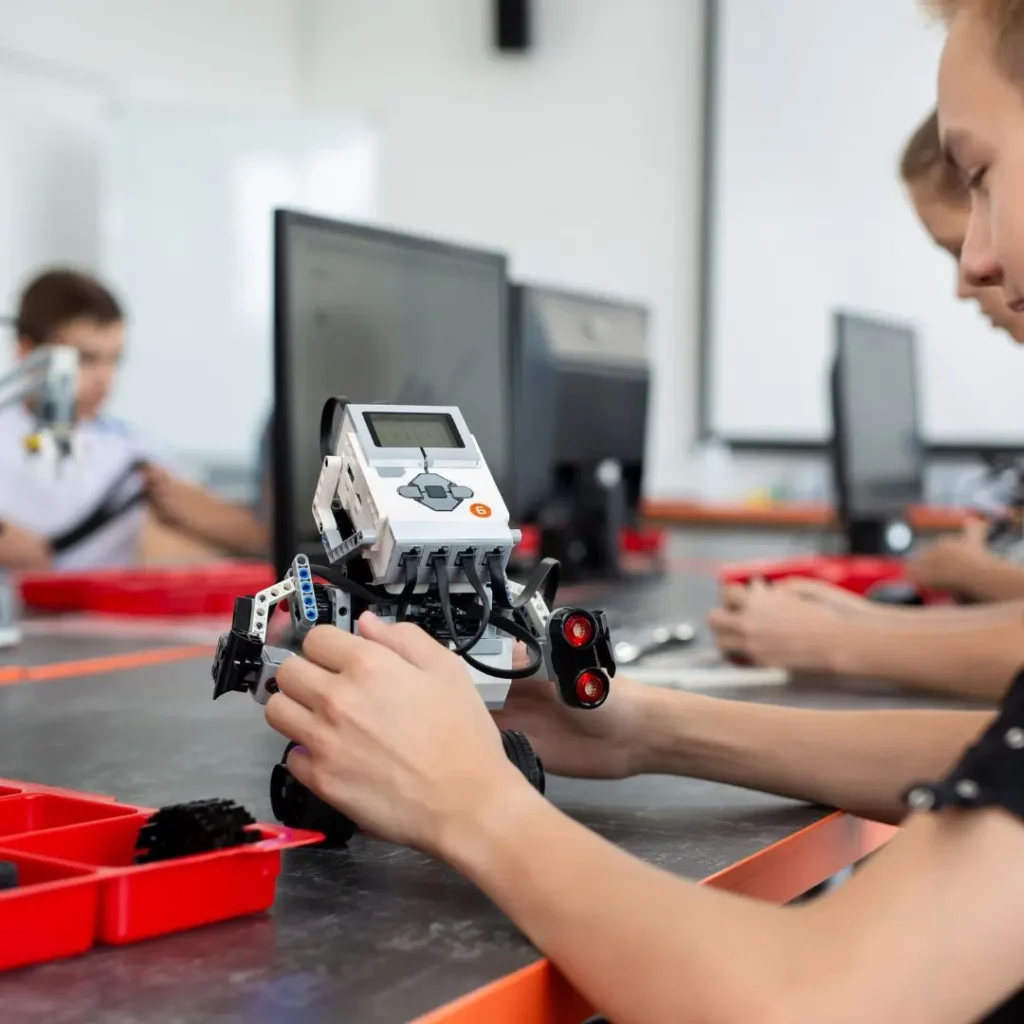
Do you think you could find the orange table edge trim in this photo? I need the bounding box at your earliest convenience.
[641,499,968,532]
[0,644,213,686]
[411,812,896,1024]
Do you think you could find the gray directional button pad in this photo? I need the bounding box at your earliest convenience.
[397,472,474,512]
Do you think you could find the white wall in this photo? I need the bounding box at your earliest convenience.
[0,0,299,109]
[0,0,706,494]
[304,0,706,495]
[0,0,301,407]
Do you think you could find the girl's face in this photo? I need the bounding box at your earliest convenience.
[938,9,1024,312]
[909,179,1024,341]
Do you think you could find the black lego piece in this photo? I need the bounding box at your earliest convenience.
[134,799,260,864]
[0,860,18,891]
[271,744,357,849]
[211,598,265,699]
[502,729,545,793]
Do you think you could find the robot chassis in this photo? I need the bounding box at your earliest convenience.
[212,399,616,845]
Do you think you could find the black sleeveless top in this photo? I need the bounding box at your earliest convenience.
[902,672,1024,1022]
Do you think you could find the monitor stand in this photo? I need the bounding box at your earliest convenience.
[841,515,915,557]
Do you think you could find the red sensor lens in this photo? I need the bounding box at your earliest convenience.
[575,670,606,706]
[563,613,594,648]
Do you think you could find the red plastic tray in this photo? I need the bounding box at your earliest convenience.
[719,555,906,594]
[719,554,950,602]
[18,562,275,617]
[0,778,321,969]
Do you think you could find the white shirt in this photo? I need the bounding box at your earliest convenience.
[0,404,174,570]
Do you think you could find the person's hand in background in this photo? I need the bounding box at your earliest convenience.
[766,576,874,613]
[708,577,845,671]
[721,577,870,617]
[905,517,996,593]
[140,461,268,558]
[264,613,530,856]
[0,517,52,570]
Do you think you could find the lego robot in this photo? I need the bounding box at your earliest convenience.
[0,343,79,649]
[212,399,616,845]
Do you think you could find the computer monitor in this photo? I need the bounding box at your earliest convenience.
[510,283,650,576]
[830,311,924,555]
[272,210,510,577]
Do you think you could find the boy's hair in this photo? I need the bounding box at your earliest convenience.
[922,0,1024,83]
[899,109,968,203]
[15,268,123,346]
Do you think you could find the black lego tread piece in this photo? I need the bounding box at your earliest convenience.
[0,860,18,891]
[134,798,260,864]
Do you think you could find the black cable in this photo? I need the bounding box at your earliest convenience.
[486,553,560,611]
[395,555,419,623]
[50,459,147,553]
[432,552,485,657]
[309,563,385,607]
[312,550,546,678]
[463,609,545,679]
[457,554,492,653]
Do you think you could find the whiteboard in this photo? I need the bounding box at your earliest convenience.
[0,61,105,377]
[706,0,1024,444]
[100,110,376,464]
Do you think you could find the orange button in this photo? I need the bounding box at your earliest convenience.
[470,503,491,518]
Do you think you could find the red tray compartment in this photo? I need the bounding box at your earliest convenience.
[0,777,120,804]
[18,562,274,617]
[719,555,952,604]
[719,555,906,594]
[4,812,322,945]
[0,852,100,971]
[0,794,138,838]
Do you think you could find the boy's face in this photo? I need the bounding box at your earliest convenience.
[17,317,125,421]
[909,179,1024,342]
[938,9,1024,313]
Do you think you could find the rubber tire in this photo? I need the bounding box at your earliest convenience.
[270,742,357,848]
[502,729,545,794]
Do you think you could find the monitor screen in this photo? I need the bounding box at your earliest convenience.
[273,211,509,572]
[833,312,924,517]
[363,410,462,450]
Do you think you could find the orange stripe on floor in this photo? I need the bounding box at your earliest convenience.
[0,644,213,686]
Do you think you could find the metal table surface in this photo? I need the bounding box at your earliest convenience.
[0,545,964,1023]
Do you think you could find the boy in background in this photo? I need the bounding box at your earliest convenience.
[0,267,267,570]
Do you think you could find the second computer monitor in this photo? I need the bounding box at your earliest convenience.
[830,310,924,552]
[272,210,510,575]
[510,283,650,575]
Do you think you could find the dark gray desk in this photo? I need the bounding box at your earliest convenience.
[0,547,956,1023]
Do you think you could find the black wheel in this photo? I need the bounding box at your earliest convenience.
[270,742,357,848]
[502,730,545,794]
